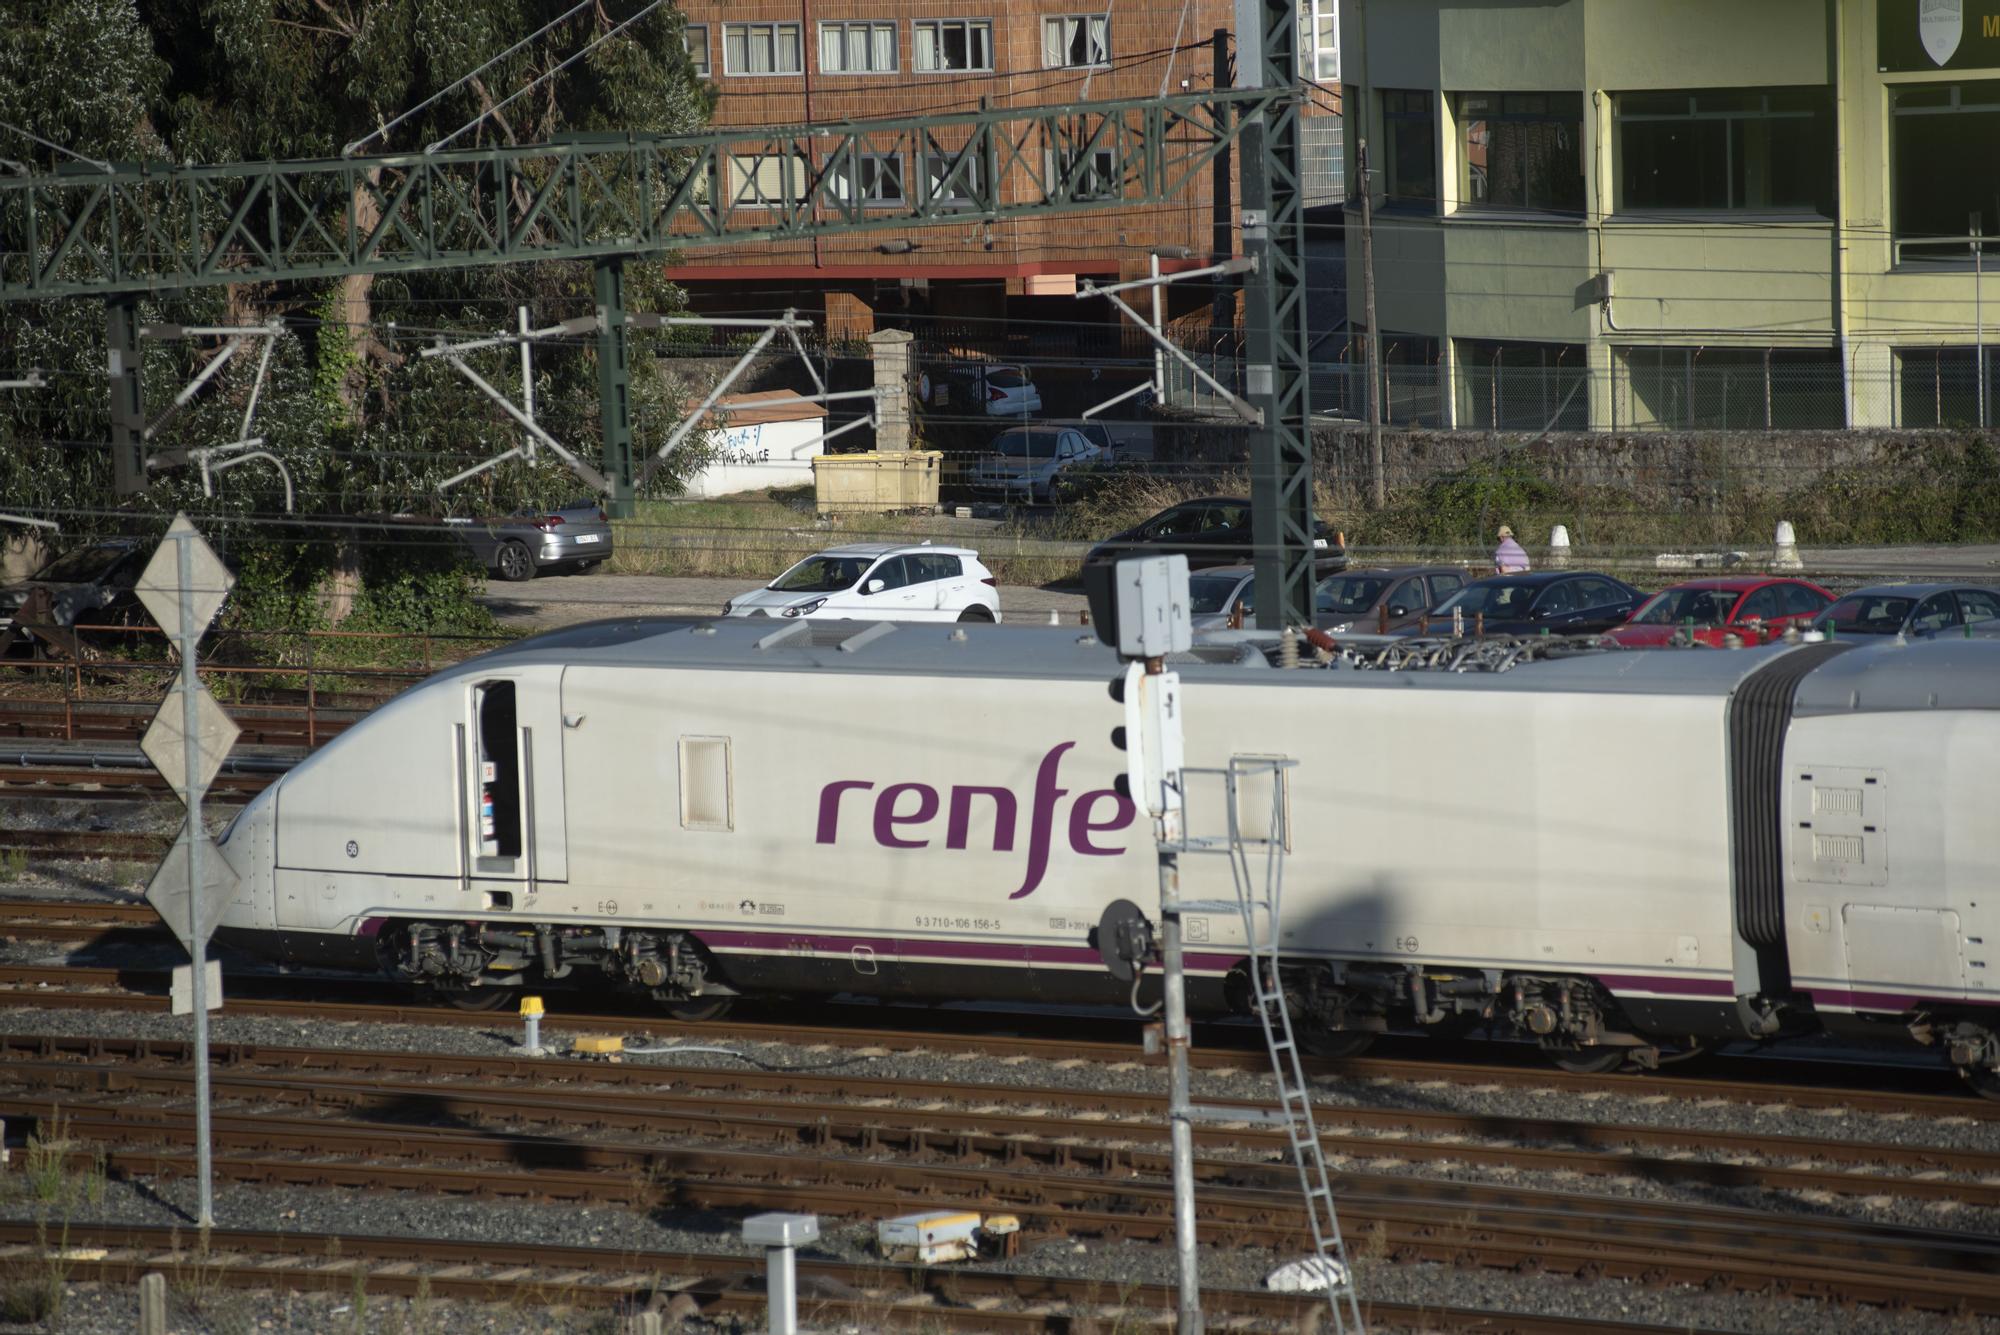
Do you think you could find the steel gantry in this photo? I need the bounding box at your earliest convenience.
[0,63,1320,626]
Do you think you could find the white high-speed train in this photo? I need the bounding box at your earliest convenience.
[208,617,2000,1092]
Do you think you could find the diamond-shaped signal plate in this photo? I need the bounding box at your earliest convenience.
[135,513,234,636]
[142,683,241,804]
[145,827,241,951]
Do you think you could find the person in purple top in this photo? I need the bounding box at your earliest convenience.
[1493,525,1530,574]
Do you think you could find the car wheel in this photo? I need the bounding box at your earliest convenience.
[957,606,995,623]
[495,541,536,583]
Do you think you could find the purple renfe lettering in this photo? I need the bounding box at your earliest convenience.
[815,780,875,844]
[947,785,1018,851]
[1009,741,1073,899]
[874,782,939,848]
[1068,788,1135,855]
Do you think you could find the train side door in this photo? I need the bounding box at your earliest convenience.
[460,676,567,903]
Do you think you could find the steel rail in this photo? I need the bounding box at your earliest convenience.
[25,1112,2000,1315]
[0,1221,1729,1334]
[0,959,1983,1116]
[5,1048,1998,1208]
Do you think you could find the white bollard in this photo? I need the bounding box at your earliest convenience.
[1048,609,1060,625]
[1773,520,1802,571]
[1548,525,1572,570]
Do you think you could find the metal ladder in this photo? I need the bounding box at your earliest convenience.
[1173,758,1364,1334]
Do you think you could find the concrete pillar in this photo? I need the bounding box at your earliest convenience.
[138,1273,167,1335]
[1437,336,1460,430]
[1586,339,1617,432]
[1848,341,1896,428]
[868,328,914,453]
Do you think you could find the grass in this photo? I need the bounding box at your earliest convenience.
[611,486,1096,587]
[0,1112,109,1326]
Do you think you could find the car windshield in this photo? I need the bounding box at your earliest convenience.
[33,545,126,584]
[770,555,870,592]
[987,369,1028,388]
[1188,574,1246,614]
[1436,581,1539,617]
[1817,594,1914,634]
[1315,576,1386,615]
[988,432,1057,458]
[1632,587,1739,626]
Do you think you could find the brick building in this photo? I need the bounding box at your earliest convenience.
[669,0,1251,343]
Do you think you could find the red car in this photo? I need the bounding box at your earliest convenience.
[1606,576,1834,648]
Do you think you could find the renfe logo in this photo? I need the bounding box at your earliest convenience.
[815,741,1136,899]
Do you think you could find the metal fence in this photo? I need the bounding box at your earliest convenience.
[1169,352,1999,433]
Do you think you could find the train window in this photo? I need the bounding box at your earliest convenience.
[475,682,523,859]
[679,736,735,831]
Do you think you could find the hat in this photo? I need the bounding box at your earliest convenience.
[1497,525,1514,539]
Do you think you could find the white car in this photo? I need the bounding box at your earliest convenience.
[723,544,1002,624]
[937,363,1042,417]
[968,427,1110,504]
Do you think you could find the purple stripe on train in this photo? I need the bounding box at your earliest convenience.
[815,741,1137,900]
[698,928,1242,973]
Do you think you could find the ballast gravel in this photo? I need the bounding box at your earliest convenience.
[2,882,1999,1329]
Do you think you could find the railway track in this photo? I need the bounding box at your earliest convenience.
[0,956,1986,1117]
[0,761,272,803]
[0,699,363,750]
[4,1035,1997,1208]
[0,1222,1726,1334]
[7,1059,2000,1315]
[0,831,171,867]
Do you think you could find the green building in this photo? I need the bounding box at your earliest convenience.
[1340,0,2000,431]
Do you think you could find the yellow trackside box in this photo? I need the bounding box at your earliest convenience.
[877,1210,983,1264]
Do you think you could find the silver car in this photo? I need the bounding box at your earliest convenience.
[449,500,615,582]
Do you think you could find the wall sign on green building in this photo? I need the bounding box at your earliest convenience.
[1881,0,2000,71]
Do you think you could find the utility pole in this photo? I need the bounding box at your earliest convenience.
[1975,213,1986,431]
[1239,0,1318,629]
[1358,139,1385,510]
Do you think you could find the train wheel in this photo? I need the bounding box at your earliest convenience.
[1963,1066,2000,1102]
[442,987,514,1013]
[659,995,732,1022]
[1300,1028,1375,1059]
[1547,1046,1628,1075]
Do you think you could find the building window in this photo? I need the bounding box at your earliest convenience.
[727,152,808,207]
[915,19,993,72]
[923,151,987,208]
[1898,347,1997,428]
[683,24,709,79]
[1614,88,1834,214]
[820,21,897,74]
[1456,339,1587,430]
[1893,82,2000,262]
[1380,89,1436,205]
[1300,0,1338,82]
[1043,14,1109,68]
[1618,347,1843,429]
[1458,92,1583,214]
[1048,147,1118,200]
[832,152,906,206]
[723,22,803,75]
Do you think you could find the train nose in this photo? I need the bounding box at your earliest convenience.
[214,786,277,933]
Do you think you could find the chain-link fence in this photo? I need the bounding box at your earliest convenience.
[1169,345,2000,433]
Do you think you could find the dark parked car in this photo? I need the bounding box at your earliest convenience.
[1417,571,1646,637]
[1085,496,1349,574]
[1314,565,1472,634]
[0,537,153,656]
[1607,576,1833,648]
[1810,582,2000,638]
[447,500,614,583]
